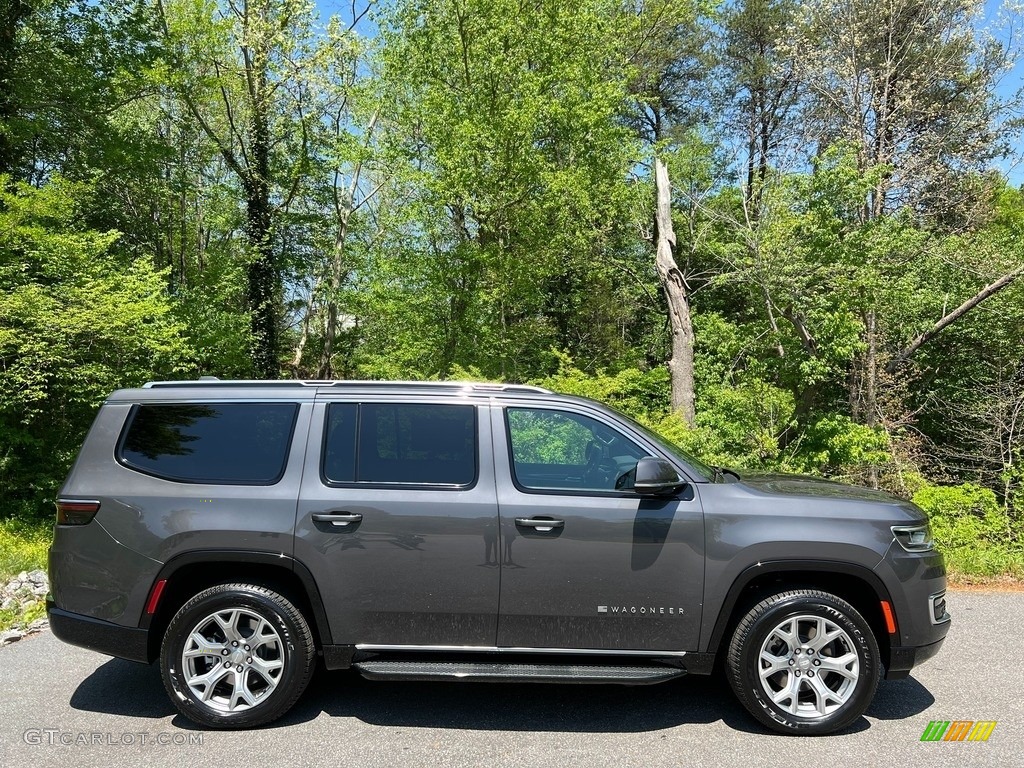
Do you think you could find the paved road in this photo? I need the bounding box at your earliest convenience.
[0,591,1019,768]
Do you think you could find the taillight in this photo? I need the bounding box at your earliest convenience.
[56,499,100,525]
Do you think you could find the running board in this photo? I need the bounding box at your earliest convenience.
[352,660,685,685]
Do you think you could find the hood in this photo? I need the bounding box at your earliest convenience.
[737,472,907,504]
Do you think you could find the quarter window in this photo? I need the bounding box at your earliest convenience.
[119,403,298,484]
[506,408,647,492]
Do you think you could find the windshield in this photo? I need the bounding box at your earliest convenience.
[614,410,717,481]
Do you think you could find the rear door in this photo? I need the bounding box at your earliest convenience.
[295,397,500,647]
[492,402,705,651]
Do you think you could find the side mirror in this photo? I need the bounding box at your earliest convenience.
[633,456,684,495]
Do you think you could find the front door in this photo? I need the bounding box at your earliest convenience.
[296,398,500,647]
[492,404,704,651]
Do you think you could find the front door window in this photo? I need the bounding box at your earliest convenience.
[505,407,647,493]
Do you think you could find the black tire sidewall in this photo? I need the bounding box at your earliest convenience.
[160,585,312,729]
[735,593,879,735]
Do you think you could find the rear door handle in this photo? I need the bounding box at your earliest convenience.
[515,517,564,532]
[312,512,363,526]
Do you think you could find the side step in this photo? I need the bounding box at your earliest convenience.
[353,660,685,685]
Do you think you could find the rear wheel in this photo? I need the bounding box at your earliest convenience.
[726,590,880,735]
[160,583,315,729]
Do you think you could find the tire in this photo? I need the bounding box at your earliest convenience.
[160,583,316,729]
[726,589,880,735]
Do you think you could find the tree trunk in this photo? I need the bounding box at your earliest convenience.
[245,26,278,379]
[246,187,277,378]
[654,156,696,426]
[318,110,379,378]
[246,118,277,377]
[318,212,350,379]
[0,0,27,175]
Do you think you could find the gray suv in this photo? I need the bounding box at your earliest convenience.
[47,380,950,734]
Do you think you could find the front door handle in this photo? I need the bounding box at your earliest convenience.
[312,512,363,526]
[515,517,564,532]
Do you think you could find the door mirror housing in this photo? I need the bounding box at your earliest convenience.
[633,456,684,495]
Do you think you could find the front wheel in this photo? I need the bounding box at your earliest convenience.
[160,583,316,729]
[726,590,880,735]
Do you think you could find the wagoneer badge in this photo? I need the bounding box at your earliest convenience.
[597,605,685,615]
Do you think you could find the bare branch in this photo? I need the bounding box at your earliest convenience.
[887,265,1024,372]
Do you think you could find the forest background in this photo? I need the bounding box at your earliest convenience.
[3,1,1024,620]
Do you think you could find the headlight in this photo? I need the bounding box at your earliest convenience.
[891,523,934,552]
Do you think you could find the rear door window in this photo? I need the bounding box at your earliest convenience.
[118,403,299,484]
[322,402,477,487]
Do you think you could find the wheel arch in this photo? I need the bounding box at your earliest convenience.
[140,550,333,664]
[705,560,896,672]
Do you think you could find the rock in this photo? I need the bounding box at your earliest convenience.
[0,629,25,645]
[4,579,22,593]
[26,570,48,585]
[1,597,16,611]
[27,618,48,632]
[29,584,47,597]
[17,571,27,582]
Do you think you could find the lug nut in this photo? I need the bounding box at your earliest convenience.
[788,659,795,666]
[247,657,252,664]
[807,649,814,655]
[236,664,243,672]
[232,641,239,647]
[794,670,801,676]
[813,659,821,666]
[794,649,800,655]
[244,645,250,651]
[223,661,230,668]
[807,670,815,677]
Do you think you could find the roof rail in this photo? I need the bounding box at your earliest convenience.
[142,378,551,394]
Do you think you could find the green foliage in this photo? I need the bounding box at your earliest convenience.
[0,0,1023,580]
[531,352,672,417]
[913,482,1024,578]
[0,178,193,519]
[366,0,649,380]
[0,518,50,579]
[0,519,51,631]
[787,415,890,476]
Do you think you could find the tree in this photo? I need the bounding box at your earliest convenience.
[371,0,643,381]
[800,0,1012,223]
[720,0,803,211]
[156,0,323,377]
[0,177,192,518]
[625,0,712,424]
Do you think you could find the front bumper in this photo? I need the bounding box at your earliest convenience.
[885,635,947,679]
[47,599,151,664]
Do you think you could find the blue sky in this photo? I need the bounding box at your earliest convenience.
[982,0,1024,184]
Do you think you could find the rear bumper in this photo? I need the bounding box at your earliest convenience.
[47,599,151,664]
[885,635,947,680]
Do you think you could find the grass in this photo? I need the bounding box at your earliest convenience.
[0,518,52,633]
[941,543,1024,584]
[0,518,51,578]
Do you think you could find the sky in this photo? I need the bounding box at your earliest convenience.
[982,0,1024,185]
